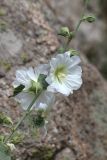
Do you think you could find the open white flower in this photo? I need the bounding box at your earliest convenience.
[46,52,82,96]
[13,65,55,110]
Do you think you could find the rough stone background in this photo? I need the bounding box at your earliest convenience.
[0,0,107,160]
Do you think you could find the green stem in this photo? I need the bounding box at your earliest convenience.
[64,38,71,52]
[64,0,89,51]
[4,93,40,143]
[75,1,88,32]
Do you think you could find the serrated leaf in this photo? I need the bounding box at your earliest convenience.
[13,84,25,96]
[0,143,11,160]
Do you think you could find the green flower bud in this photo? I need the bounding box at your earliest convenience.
[69,49,79,56]
[83,15,96,23]
[58,27,70,37]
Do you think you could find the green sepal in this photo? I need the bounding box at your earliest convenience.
[13,84,25,96]
[69,49,79,56]
[38,74,48,90]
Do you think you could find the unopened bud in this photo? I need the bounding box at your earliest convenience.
[58,27,70,37]
[83,15,96,23]
[69,49,79,56]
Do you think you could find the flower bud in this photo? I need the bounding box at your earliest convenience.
[58,27,70,37]
[83,15,96,23]
[69,49,79,56]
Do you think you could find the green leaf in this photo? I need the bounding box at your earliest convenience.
[13,84,25,96]
[0,113,13,125]
[0,143,11,160]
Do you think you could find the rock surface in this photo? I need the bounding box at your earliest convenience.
[0,0,107,160]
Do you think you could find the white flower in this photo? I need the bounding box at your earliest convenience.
[13,64,49,89]
[13,64,55,110]
[46,52,82,96]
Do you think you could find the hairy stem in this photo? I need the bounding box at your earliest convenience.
[4,93,40,143]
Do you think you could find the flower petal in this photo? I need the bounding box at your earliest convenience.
[33,91,55,109]
[34,64,50,78]
[46,52,82,96]
[15,92,35,110]
[27,67,37,82]
[16,69,31,88]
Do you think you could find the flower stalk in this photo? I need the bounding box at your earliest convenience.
[4,92,41,144]
[64,0,90,51]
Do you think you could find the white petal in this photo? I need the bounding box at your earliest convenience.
[12,80,20,88]
[15,92,35,110]
[68,66,82,75]
[65,75,82,91]
[47,82,71,96]
[27,67,37,82]
[33,91,55,109]
[16,69,31,87]
[46,73,53,84]
[34,64,50,78]
[69,56,81,67]
[37,103,47,109]
[65,51,71,56]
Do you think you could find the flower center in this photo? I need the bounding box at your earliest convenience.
[54,64,67,82]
